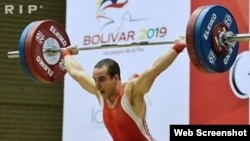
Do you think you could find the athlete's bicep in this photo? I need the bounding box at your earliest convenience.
[131,48,179,96]
[131,68,157,96]
[70,70,98,96]
[64,55,98,96]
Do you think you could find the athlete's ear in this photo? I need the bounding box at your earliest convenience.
[113,74,119,81]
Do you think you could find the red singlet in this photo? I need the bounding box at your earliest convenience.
[100,85,156,141]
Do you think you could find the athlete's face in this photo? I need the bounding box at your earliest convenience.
[93,66,119,99]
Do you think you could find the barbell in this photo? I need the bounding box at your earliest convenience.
[6,5,250,83]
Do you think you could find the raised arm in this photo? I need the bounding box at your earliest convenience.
[131,38,186,96]
[62,47,98,96]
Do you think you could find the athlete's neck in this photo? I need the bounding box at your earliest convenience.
[108,81,123,103]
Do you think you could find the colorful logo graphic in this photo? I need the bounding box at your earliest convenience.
[97,0,128,12]
[83,0,167,46]
[96,0,148,31]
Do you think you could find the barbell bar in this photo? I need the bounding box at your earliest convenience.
[227,34,250,42]
[5,5,250,83]
[7,32,250,59]
[7,40,176,59]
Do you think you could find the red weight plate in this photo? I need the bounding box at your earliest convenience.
[186,6,209,73]
[25,20,71,83]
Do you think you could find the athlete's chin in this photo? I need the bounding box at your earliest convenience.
[102,94,112,100]
[100,91,107,97]
[102,94,109,99]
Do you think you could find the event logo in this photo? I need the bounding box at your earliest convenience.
[96,0,149,31]
[91,107,104,128]
[229,51,250,99]
[83,0,168,47]
[83,0,168,46]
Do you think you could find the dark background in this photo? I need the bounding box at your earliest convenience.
[0,0,66,140]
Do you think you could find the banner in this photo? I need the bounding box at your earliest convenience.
[63,0,190,140]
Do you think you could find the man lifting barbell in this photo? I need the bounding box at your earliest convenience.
[6,4,250,141]
[61,37,186,141]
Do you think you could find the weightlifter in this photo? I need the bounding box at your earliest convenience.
[61,37,186,141]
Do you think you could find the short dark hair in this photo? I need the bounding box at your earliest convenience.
[94,58,121,79]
